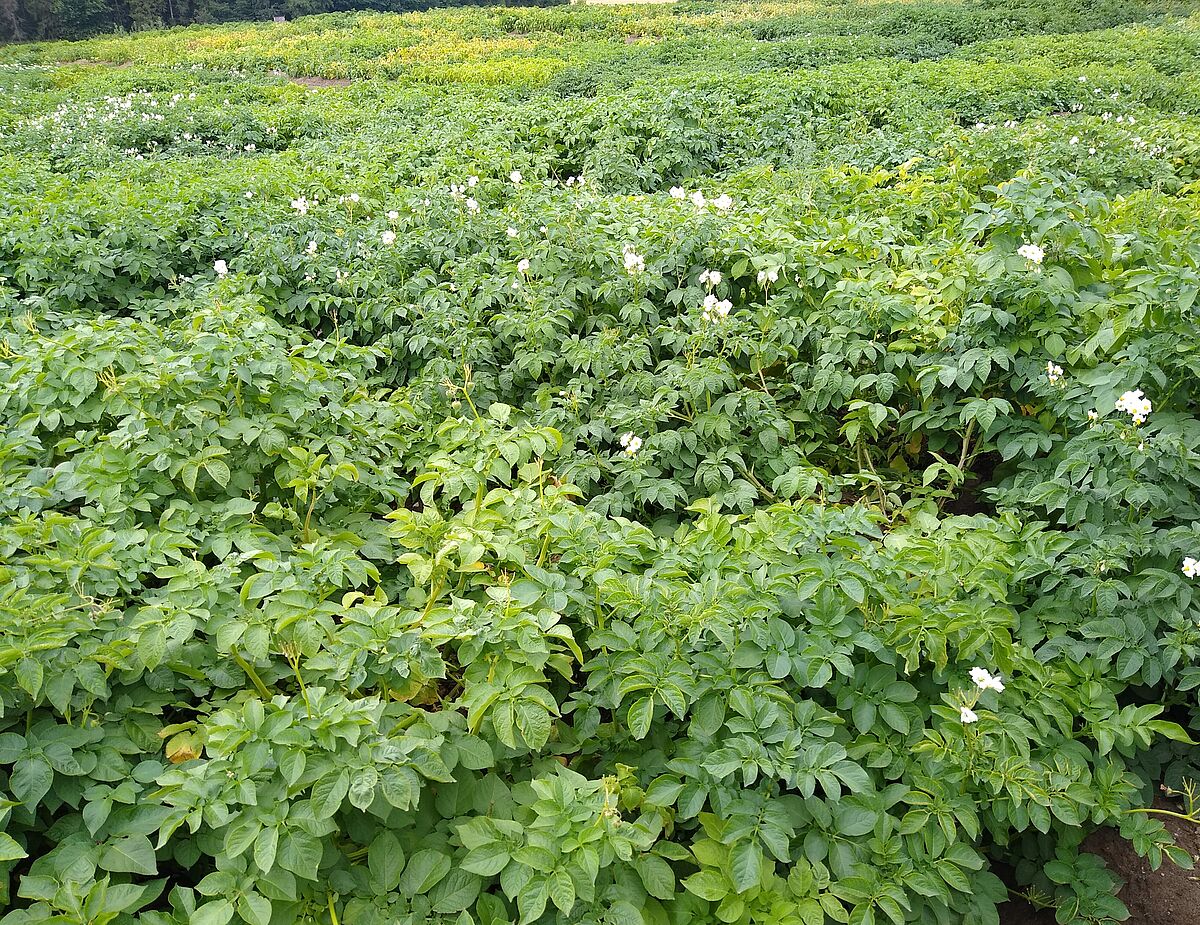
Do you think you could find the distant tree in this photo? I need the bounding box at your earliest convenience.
[0,0,22,39]
[52,0,118,37]
[280,0,329,17]
[128,0,165,30]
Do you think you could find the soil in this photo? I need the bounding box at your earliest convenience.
[267,70,353,87]
[998,797,1200,925]
[58,59,132,69]
[288,76,354,88]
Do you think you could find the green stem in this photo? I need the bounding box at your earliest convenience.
[231,649,272,699]
[1124,807,1200,824]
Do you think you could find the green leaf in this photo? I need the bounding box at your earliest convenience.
[15,658,43,699]
[1147,720,1195,744]
[381,767,419,810]
[683,869,729,901]
[254,825,279,873]
[237,892,272,925]
[729,841,762,893]
[430,869,483,914]
[205,458,231,488]
[634,854,675,900]
[399,849,452,895]
[11,757,52,808]
[278,831,323,880]
[548,869,575,914]
[369,832,405,892]
[628,696,654,740]
[348,766,379,810]
[463,843,510,877]
[455,735,494,770]
[0,832,27,862]
[310,769,349,819]
[192,900,234,925]
[138,625,167,670]
[100,834,158,875]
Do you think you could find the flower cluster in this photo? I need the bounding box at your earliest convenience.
[622,245,645,275]
[1183,557,1200,579]
[970,667,1005,693]
[702,294,732,322]
[213,259,228,277]
[960,667,1005,724]
[1115,389,1152,425]
[1045,361,1064,385]
[618,432,642,457]
[757,267,780,286]
[699,269,722,289]
[669,187,732,211]
[1018,242,1044,265]
[449,176,479,199]
[381,230,396,246]
[291,196,310,215]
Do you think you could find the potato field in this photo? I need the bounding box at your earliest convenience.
[2,1,1200,923]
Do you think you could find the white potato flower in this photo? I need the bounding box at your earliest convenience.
[1115,389,1152,425]
[969,667,1005,693]
[213,259,228,276]
[701,294,732,322]
[1018,242,1044,265]
[960,706,978,724]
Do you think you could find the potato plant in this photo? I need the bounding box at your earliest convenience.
[1,2,1200,924]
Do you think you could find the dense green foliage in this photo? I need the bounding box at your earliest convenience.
[3,1,1200,923]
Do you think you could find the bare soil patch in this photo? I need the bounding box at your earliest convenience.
[269,69,353,87]
[999,797,1200,925]
[1081,800,1200,924]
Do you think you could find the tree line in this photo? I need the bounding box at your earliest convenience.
[0,0,563,42]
